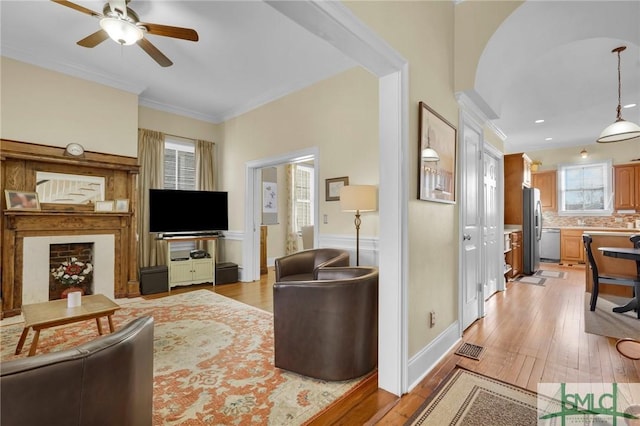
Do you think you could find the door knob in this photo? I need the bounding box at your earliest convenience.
[463,234,471,241]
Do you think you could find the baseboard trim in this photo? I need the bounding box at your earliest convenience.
[406,321,460,392]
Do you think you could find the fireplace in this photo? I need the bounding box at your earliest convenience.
[23,235,115,305]
[1,139,140,319]
[2,210,136,318]
[49,242,95,300]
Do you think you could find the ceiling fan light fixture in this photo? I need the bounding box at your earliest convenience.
[597,46,640,143]
[100,17,143,45]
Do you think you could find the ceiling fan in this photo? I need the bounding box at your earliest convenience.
[51,0,199,67]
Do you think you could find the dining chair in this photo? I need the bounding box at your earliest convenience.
[582,234,640,313]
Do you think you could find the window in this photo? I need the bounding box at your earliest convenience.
[164,138,196,252]
[293,164,314,232]
[164,138,195,190]
[558,160,612,215]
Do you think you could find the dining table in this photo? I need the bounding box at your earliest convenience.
[597,246,640,317]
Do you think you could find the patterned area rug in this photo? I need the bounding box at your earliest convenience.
[404,368,539,426]
[515,276,546,286]
[584,293,640,340]
[535,269,566,279]
[0,290,367,425]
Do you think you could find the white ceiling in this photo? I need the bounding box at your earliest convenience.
[0,0,357,123]
[1,1,639,154]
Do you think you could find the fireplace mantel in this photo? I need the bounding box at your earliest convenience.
[1,139,140,318]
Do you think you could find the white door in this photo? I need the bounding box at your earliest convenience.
[460,119,483,330]
[483,148,500,299]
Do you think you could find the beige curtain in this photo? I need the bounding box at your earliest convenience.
[195,139,217,254]
[195,140,216,191]
[285,164,299,254]
[137,129,167,268]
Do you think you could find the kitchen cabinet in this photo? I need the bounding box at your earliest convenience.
[560,229,585,265]
[504,231,522,280]
[504,153,532,225]
[510,231,522,279]
[613,163,640,211]
[532,170,557,211]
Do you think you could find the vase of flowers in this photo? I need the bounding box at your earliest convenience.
[51,257,93,297]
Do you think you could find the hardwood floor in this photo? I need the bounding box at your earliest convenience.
[147,263,640,425]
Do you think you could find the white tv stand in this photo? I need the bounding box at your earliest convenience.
[165,235,217,289]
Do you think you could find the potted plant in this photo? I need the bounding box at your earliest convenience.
[51,257,93,297]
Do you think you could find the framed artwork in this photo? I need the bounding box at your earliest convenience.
[95,200,115,212]
[4,190,41,210]
[418,101,457,204]
[115,199,129,212]
[326,176,349,201]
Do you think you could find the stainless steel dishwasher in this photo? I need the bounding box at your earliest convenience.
[540,228,560,262]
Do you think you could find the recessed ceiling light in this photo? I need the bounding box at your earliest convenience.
[545,137,553,141]
[535,119,545,124]
[623,103,637,109]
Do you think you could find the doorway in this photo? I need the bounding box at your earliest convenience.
[259,159,316,273]
[243,148,319,282]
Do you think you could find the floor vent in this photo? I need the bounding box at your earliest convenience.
[454,342,484,360]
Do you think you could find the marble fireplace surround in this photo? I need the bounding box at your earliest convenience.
[24,235,115,305]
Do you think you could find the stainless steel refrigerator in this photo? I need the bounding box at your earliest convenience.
[523,187,542,275]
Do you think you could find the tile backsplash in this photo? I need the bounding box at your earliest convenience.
[542,211,640,229]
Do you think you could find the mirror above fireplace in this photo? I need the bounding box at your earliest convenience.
[35,171,105,204]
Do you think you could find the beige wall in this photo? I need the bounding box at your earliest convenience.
[220,66,379,266]
[525,140,639,171]
[454,0,523,93]
[1,57,138,156]
[138,106,220,144]
[346,1,459,357]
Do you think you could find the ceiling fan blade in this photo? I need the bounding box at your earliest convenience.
[51,0,101,18]
[77,30,109,48]
[140,23,199,42]
[137,38,173,67]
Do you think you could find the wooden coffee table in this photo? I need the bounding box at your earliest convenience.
[15,294,120,357]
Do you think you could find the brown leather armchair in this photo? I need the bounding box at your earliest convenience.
[1,316,154,426]
[273,266,378,381]
[274,248,350,282]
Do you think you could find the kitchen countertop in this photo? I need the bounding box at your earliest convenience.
[545,226,639,231]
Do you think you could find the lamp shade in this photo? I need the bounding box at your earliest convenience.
[340,185,377,212]
[596,119,640,143]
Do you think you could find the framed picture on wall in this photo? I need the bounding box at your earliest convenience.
[326,176,349,201]
[418,101,457,204]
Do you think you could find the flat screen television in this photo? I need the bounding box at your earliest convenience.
[149,189,228,235]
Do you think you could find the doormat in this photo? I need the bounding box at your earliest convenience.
[535,270,566,279]
[515,276,546,286]
[454,342,484,360]
[404,368,541,426]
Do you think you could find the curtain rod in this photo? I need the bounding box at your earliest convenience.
[164,133,215,145]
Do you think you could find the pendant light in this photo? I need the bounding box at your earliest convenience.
[597,46,640,143]
[421,125,440,162]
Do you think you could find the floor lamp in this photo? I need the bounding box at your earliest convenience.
[340,185,377,266]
